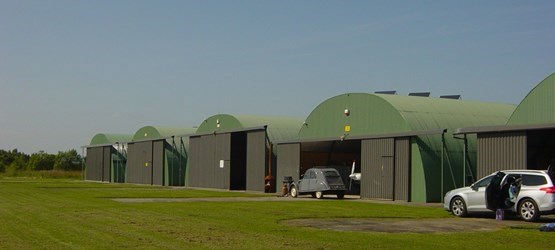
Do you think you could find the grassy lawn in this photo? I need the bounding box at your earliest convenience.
[0,178,552,249]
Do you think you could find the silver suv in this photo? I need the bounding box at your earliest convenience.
[443,169,555,222]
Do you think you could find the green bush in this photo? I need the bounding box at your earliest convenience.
[0,149,83,177]
[54,149,83,171]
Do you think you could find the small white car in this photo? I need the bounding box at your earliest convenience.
[443,169,555,222]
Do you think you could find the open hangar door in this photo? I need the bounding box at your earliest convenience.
[360,137,411,201]
[275,137,411,199]
[527,129,555,170]
[299,139,362,195]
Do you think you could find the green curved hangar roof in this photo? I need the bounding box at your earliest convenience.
[299,93,516,139]
[196,114,304,142]
[90,133,133,146]
[132,126,197,141]
[508,73,555,126]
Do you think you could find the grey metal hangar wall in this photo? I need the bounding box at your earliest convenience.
[126,126,196,186]
[187,114,303,192]
[85,133,132,183]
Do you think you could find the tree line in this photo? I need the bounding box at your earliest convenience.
[0,149,83,174]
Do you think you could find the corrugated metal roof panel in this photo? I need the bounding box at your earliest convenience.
[508,73,555,125]
[89,133,133,145]
[195,114,304,142]
[298,93,516,139]
[389,97,516,131]
[132,126,197,141]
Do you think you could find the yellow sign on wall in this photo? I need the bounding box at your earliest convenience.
[344,125,351,132]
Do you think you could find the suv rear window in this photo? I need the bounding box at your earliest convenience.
[522,174,547,186]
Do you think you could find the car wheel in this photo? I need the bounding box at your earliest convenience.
[336,191,344,199]
[518,198,539,222]
[315,191,323,199]
[290,186,298,198]
[450,197,467,217]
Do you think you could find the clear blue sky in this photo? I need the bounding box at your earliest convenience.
[1,0,554,154]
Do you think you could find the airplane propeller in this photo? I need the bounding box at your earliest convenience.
[348,160,361,191]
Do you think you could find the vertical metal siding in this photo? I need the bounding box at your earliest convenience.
[152,140,165,186]
[361,138,394,200]
[85,147,103,181]
[102,146,111,182]
[477,132,527,178]
[215,134,231,189]
[125,143,137,183]
[195,134,232,189]
[276,143,301,183]
[394,138,410,201]
[246,131,266,192]
[187,137,201,187]
[128,141,153,185]
[199,135,216,188]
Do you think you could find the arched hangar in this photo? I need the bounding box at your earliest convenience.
[188,114,303,192]
[277,93,515,202]
[85,133,132,183]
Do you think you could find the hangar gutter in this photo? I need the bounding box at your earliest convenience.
[276,128,447,144]
[190,126,267,137]
[130,133,195,143]
[454,123,555,135]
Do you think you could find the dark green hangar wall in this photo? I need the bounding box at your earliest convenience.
[85,133,133,183]
[296,93,516,202]
[126,126,196,186]
[188,114,303,192]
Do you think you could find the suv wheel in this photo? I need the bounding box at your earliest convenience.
[518,198,539,222]
[450,197,467,217]
[290,186,298,198]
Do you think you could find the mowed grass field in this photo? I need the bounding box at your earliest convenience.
[0,178,552,249]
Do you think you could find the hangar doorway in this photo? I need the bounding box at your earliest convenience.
[300,140,362,195]
[230,132,247,190]
[527,129,555,170]
[188,129,267,191]
[276,136,411,200]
